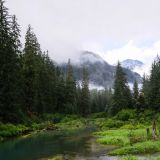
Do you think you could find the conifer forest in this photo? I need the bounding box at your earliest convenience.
[0,1,160,160]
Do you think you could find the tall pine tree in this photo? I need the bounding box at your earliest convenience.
[148,56,160,110]
[110,62,132,115]
[22,25,42,115]
[133,80,139,108]
[0,0,21,122]
[80,67,90,116]
[65,59,77,114]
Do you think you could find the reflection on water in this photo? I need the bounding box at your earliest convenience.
[0,127,117,160]
[1,127,159,160]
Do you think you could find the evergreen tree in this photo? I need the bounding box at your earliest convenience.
[148,56,160,110]
[133,80,139,100]
[110,62,132,115]
[43,53,57,113]
[10,15,21,54]
[136,93,145,112]
[90,89,99,113]
[80,67,90,116]
[0,0,20,122]
[133,80,139,108]
[56,70,65,113]
[76,81,82,114]
[65,59,77,114]
[141,74,149,107]
[22,25,43,115]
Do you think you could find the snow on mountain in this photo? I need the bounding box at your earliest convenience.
[59,51,142,90]
[79,51,105,64]
[121,59,144,70]
[121,59,144,76]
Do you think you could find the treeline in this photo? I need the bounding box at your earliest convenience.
[0,0,111,123]
[1,0,160,124]
[108,58,160,115]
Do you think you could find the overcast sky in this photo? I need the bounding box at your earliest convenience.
[6,0,160,73]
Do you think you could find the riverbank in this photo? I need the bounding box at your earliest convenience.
[94,109,160,159]
[1,109,160,160]
[0,113,96,142]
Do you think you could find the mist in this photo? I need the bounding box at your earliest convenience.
[6,0,160,68]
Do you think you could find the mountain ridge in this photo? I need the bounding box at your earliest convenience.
[59,51,142,89]
[121,59,144,71]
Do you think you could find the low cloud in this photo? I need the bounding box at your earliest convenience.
[99,40,160,75]
[6,0,160,66]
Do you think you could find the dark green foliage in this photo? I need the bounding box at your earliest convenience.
[90,88,112,113]
[65,59,77,114]
[136,93,145,112]
[76,81,82,114]
[133,80,139,101]
[0,123,28,138]
[110,62,133,115]
[147,56,160,110]
[116,109,136,121]
[22,26,57,115]
[141,74,150,107]
[0,0,21,122]
[56,72,66,113]
[133,80,139,109]
[22,25,43,113]
[80,67,90,116]
[1,0,160,126]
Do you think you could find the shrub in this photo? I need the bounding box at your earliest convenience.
[103,119,124,129]
[51,114,65,123]
[0,123,28,138]
[116,110,136,121]
[90,112,107,118]
[110,140,160,155]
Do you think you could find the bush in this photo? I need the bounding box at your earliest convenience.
[60,115,80,123]
[40,113,65,123]
[121,124,146,130]
[90,112,107,118]
[103,119,124,129]
[116,110,136,121]
[93,118,124,129]
[0,123,29,138]
[31,121,56,130]
[110,140,160,155]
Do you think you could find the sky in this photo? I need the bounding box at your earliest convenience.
[6,0,160,74]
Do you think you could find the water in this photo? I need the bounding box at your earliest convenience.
[0,128,117,160]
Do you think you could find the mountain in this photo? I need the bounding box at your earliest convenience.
[121,59,144,71]
[59,51,142,89]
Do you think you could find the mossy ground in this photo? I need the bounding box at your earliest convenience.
[1,109,160,159]
[0,114,91,141]
[96,125,160,156]
[94,109,160,157]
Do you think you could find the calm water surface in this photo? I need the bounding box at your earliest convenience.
[0,128,117,160]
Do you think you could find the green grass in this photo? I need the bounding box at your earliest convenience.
[95,127,147,146]
[110,140,160,155]
[0,123,29,140]
[0,114,89,141]
[95,121,160,156]
[120,155,138,160]
[95,129,130,146]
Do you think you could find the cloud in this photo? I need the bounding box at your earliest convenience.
[99,40,160,75]
[5,0,160,64]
